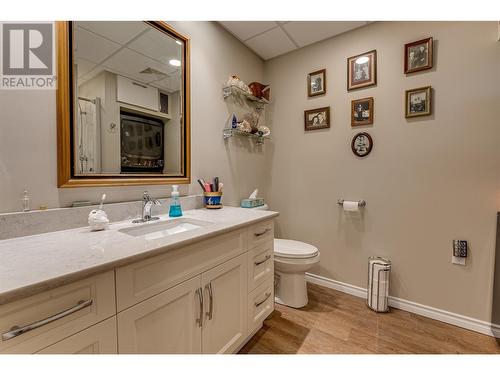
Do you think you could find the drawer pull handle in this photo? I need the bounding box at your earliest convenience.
[254,228,271,237]
[205,283,214,320]
[254,254,271,266]
[195,288,204,327]
[255,292,271,307]
[1,299,93,342]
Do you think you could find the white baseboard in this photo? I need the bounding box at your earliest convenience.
[305,273,500,338]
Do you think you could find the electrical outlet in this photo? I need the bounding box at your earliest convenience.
[452,240,468,266]
[453,240,468,257]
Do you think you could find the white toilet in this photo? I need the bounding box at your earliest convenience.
[274,239,320,308]
[253,204,320,308]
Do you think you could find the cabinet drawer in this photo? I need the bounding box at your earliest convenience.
[247,220,274,250]
[248,241,274,292]
[0,271,115,354]
[116,229,245,311]
[247,277,274,334]
[36,317,117,354]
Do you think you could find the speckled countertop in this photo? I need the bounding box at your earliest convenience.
[0,207,278,305]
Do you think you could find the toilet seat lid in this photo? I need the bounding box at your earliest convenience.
[274,239,319,259]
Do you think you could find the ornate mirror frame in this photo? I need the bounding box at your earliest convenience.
[56,21,191,187]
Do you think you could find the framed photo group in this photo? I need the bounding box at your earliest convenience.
[347,50,377,91]
[404,37,433,74]
[304,106,330,131]
[303,35,435,152]
[405,86,432,118]
[404,37,434,118]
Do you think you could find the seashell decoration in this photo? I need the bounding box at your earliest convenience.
[257,125,271,137]
[248,82,270,101]
[238,120,253,133]
[226,75,252,94]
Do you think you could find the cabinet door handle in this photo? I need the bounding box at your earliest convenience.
[254,228,271,237]
[205,283,214,320]
[1,299,93,341]
[195,287,204,327]
[255,292,271,307]
[254,254,271,266]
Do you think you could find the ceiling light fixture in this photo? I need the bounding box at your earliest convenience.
[169,59,181,67]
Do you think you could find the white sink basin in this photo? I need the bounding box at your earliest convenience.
[119,218,213,240]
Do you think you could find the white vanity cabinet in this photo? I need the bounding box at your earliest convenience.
[117,275,203,354]
[0,218,275,354]
[117,253,248,354]
[0,271,116,354]
[201,253,248,354]
[36,317,118,354]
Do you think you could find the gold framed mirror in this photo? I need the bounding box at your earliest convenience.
[56,21,190,187]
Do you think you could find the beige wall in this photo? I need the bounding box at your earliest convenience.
[264,21,500,321]
[0,21,499,322]
[0,21,265,213]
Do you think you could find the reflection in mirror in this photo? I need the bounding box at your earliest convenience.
[72,21,184,176]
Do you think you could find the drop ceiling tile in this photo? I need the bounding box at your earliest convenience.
[283,21,369,47]
[127,29,183,65]
[245,27,297,60]
[74,27,122,64]
[151,75,181,92]
[103,47,176,84]
[79,66,105,84]
[76,21,148,45]
[219,21,278,41]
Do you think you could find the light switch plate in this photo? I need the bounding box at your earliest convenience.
[452,255,466,266]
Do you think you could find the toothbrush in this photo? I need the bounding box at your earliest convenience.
[218,183,223,192]
[98,194,106,210]
[197,178,206,191]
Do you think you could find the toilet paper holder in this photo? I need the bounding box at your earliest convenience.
[337,199,366,208]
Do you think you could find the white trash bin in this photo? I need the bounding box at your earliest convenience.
[367,257,391,312]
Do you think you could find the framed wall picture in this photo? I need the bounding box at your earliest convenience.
[307,69,326,97]
[351,132,373,157]
[304,106,330,131]
[347,50,377,91]
[351,97,374,126]
[404,37,433,74]
[405,86,432,118]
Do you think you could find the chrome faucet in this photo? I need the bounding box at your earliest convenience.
[133,191,161,223]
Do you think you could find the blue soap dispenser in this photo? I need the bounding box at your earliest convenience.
[169,185,183,217]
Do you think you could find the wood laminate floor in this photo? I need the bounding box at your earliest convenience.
[240,283,500,354]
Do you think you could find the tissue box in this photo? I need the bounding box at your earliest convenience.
[240,198,265,208]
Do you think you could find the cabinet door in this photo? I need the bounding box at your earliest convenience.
[116,75,159,111]
[36,317,117,354]
[201,253,248,354]
[117,275,202,354]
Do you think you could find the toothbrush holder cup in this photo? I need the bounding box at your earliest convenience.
[204,192,222,209]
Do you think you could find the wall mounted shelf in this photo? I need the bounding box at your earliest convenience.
[222,85,269,111]
[222,83,270,145]
[223,128,269,144]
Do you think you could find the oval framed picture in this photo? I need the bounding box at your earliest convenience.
[351,132,373,157]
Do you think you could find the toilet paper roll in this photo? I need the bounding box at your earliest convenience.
[343,201,359,212]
